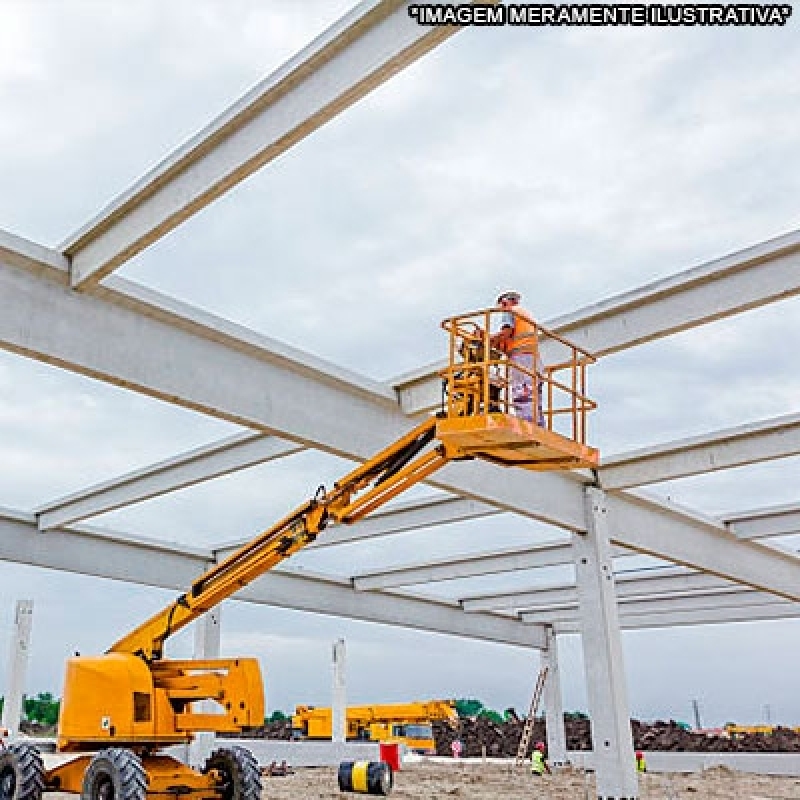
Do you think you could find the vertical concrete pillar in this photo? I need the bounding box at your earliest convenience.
[188,606,221,767]
[573,487,638,800]
[1,599,34,739]
[542,625,568,767]
[331,638,347,743]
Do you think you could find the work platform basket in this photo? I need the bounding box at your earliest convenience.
[436,308,598,471]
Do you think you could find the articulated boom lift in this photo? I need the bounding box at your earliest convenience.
[0,309,596,800]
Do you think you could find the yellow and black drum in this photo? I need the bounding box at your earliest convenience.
[337,760,393,795]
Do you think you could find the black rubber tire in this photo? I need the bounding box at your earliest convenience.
[203,746,262,800]
[0,744,44,800]
[80,748,146,800]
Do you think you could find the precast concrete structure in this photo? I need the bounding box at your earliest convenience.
[1,3,799,798]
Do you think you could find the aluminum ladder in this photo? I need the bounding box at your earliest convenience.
[515,665,549,767]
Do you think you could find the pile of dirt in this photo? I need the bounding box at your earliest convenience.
[432,717,800,756]
[236,718,294,740]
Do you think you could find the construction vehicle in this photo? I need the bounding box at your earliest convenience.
[291,700,459,754]
[0,308,596,800]
[724,723,800,736]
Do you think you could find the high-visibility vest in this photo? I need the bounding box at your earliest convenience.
[499,307,538,355]
[530,750,545,775]
[636,755,647,772]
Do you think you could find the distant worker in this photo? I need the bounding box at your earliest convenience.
[450,738,463,759]
[635,750,647,773]
[530,741,551,776]
[490,291,543,425]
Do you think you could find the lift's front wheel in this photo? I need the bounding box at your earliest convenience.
[203,746,261,800]
[81,748,146,800]
[0,744,44,800]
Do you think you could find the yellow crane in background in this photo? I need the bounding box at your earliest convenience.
[291,700,459,754]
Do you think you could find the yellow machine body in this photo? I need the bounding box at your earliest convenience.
[58,654,264,751]
[47,754,224,799]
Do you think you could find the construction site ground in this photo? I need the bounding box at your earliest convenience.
[254,761,800,799]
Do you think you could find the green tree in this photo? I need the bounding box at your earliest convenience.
[267,710,287,723]
[23,692,60,726]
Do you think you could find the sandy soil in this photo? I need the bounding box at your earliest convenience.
[260,762,800,799]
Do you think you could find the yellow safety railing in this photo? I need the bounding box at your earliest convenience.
[440,308,596,446]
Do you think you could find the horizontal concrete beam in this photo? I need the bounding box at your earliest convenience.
[0,507,542,648]
[352,539,632,591]
[599,412,800,490]
[395,228,800,414]
[520,588,783,624]
[63,1,486,288]
[461,566,738,613]
[36,433,303,530]
[353,539,575,591]
[606,492,800,601]
[310,495,500,549]
[218,494,501,553]
[554,601,800,632]
[724,501,800,539]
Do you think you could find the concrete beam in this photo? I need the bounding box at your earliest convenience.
[553,601,800,632]
[353,539,575,591]
[307,495,500,550]
[0,507,542,648]
[724,501,800,539]
[606,492,800,600]
[239,569,545,648]
[35,433,303,530]
[520,588,783,624]
[461,567,738,613]
[599,412,800,490]
[63,1,489,288]
[395,228,800,414]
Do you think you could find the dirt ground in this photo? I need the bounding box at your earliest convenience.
[260,761,800,799]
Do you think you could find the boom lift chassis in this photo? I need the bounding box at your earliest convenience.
[0,310,596,800]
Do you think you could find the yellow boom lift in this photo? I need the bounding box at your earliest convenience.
[0,309,596,800]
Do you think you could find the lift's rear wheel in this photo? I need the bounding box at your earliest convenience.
[202,746,261,800]
[81,748,146,800]
[0,744,44,800]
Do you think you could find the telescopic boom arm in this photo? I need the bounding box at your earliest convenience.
[109,418,444,662]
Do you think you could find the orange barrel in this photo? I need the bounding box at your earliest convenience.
[378,743,401,772]
[337,761,393,795]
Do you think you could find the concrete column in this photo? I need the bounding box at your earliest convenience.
[1,599,33,739]
[188,606,221,767]
[542,625,568,767]
[573,487,638,800]
[331,638,346,743]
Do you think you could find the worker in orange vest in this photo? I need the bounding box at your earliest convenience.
[490,291,543,425]
[635,750,647,772]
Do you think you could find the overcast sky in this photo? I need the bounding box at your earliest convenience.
[1,1,799,729]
